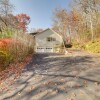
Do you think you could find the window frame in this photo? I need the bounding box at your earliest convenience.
[47,37,56,42]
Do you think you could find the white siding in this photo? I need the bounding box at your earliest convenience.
[35,29,63,53]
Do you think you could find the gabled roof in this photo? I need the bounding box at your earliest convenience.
[34,28,62,38]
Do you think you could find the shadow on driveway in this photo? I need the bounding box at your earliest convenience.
[1,53,100,100]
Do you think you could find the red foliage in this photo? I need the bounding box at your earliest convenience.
[0,39,13,44]
[15,13,30,32]
[0,39,14,48]
[0,38,19,49]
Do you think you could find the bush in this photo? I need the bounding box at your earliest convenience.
[72,42,85,49]
[0,50,12,71]
[0,28,14,38]
[8,33,34,62]
[0,31,34,71]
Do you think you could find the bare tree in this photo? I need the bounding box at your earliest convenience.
[0,0,14,32]
[30,28,44,33]
[52,8,71,44]
[0,0,14,16]
[52,0,100,45]
[73,0,100,41]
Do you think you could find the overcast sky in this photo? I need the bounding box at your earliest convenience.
[11,0,71,30]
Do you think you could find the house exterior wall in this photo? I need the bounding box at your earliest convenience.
[35,29,63,52]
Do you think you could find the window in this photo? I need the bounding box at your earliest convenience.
[52,38,56,41]
[47,37,51,42]
[47,37,56,42]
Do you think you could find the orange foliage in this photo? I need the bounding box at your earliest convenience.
[15,13,30,32]
[0,39,14,49]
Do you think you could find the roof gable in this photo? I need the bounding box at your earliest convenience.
[36,28,62,38]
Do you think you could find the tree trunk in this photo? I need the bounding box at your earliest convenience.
[90,14,94,41]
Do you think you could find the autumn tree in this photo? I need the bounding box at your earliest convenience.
[73,0,100,41]
[68,9,87,43]
[52,8,71,44]
[15,14,30,32]
[52,7,84,44]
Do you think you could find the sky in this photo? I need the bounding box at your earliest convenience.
[11,0,71,31]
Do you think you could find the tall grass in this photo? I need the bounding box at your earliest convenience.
[0,30,34,71]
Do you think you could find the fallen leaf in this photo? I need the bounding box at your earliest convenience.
[18,92,21,96]
[95,89,100,92]
[94,82,99,86]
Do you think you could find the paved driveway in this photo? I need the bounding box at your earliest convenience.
[0,51,100,100]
